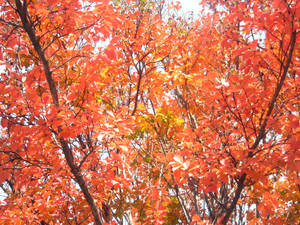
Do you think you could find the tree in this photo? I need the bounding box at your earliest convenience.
[0,0,299,224]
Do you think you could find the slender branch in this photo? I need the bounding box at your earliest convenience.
[59,138,103,225]
[0,17,22,28]
[14,1,103,224]
[15,0,59,107]
[174,184,192,223]
[221,30,297,225]
[131,69,143,115]
[221,173,246,224]
[251,30,297,151]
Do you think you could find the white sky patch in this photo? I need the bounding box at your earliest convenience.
[179,0,201,13]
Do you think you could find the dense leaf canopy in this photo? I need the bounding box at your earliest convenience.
[0,0,299,224]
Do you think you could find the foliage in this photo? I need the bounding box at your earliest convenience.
[0,0,299,224]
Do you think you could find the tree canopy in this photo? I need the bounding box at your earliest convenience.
[0,0,299,224]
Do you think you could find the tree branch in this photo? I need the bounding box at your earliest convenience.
[14,1,103,224]
[15,0,59,107]
[221,30,297,225]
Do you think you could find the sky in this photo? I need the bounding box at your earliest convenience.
[179,0,201,13]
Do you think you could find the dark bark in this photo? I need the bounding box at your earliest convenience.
[221,30,297,225]
[131,69,143,116]
[15,0,59,107]
[14,1,103,224]
[220,173,246,224]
